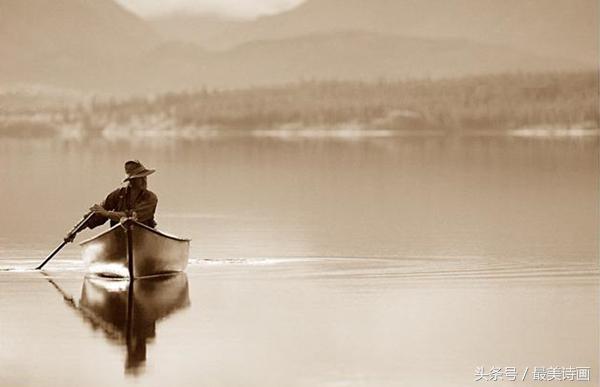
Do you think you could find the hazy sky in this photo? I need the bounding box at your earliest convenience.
[115,0,306,19]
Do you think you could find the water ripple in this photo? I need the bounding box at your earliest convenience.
[190,256,599,283]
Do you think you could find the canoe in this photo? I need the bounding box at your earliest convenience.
[79,219,190,278]
[78,273,190,372]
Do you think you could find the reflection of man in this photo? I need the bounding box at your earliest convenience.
[83,160,158,235]
[76,273,190,374]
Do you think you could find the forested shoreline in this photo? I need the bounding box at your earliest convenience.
[1,71,598,138]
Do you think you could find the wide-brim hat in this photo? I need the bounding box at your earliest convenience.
[123,160,155,182]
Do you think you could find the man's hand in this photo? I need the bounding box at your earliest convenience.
[90,204,108,217]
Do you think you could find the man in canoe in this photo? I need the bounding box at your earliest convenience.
[65,160,158,241]
[90,159,158,228]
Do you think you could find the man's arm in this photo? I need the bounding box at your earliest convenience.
[85,188,123,228]
[89,204,127,222]
[131,192,158,223]
[64,188,125,242]
[90,190,157,223]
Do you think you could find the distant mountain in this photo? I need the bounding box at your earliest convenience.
[152,0,598,66]
[0,0,159,89]
[130,31,583,91]
[150,13,247,49]
[0,0,594,93]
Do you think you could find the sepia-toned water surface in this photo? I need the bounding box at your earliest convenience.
[0,134,598,386]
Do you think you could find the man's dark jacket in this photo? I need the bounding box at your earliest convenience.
[87,187,158,229]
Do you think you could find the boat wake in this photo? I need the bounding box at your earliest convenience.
[2,256,598,285]
[190,256,600,284]
[0,258,85,273]
[194,257,324,266]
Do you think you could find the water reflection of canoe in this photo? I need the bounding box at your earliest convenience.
[79,273,190,373]
[79,219,190,278]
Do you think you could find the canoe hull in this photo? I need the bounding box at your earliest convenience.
[80,220,190,278]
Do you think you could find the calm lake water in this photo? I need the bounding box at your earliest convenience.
[0,134,598,386]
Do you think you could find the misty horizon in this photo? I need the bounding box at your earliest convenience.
[1,0,597,94]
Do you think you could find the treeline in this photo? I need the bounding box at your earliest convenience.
[39,71,600,134]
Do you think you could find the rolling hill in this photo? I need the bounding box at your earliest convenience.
[153,0,598,66]
[0,0,159,89]
[169,31,584,89]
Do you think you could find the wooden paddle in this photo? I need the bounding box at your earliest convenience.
[35,212,95,270]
